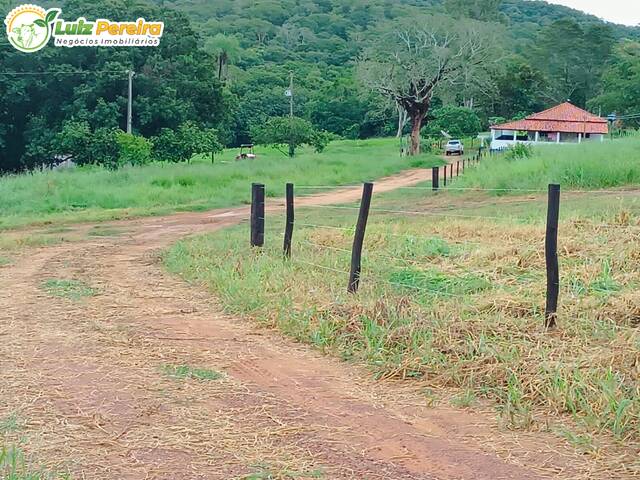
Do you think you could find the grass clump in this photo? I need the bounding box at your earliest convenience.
[162,364,223,381]
[0,446,67,480]
[41,279,95,300]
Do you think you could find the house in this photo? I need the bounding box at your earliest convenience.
[490,102,608,151]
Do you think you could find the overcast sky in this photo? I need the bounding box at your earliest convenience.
[543,0,640,26]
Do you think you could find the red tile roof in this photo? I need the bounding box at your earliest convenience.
[491,102,608,134]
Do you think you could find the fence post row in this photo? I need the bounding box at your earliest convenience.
[545,184,561,329]
[348,182,374,294]
[283,182,294,258]
[432,166,439,191]
[250,183,265,248]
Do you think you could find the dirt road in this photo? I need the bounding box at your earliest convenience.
[1,169,583,479]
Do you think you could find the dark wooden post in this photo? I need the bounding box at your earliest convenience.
[250,183,265,247]
[432,166,439,191]
[450,162,454,180]
[443,165,447,186]
[348,183,374,293]
[456,161,460,177]
[283,182,294,258]
[545,184,560,329]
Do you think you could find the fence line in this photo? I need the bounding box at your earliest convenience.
[303,204,506,221]
[249,175,640,329]
[295,184,640,195]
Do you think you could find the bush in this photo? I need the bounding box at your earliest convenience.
[116,132,153,166]
[54,121,120,169]
[505,143,533,161]
[152,122,222,163]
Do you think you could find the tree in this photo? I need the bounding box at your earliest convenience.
[530,19,614,106]
[53,121,121,169]
[588,41,640,126]
[444,0,504,22]
[425,106,482,139]
[0,0,231,173]
[492,57,547,119]
[251,116,329,157]
[358,15,498,155]
[205,34,241,82]
[152,122,222,163]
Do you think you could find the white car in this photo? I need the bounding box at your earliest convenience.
[445,139,464,156]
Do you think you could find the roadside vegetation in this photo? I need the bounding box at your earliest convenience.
[0,138,440,230]
[459,136,640,192]
[166,184,640,473]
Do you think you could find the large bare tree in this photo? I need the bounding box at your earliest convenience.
[358,15,498,155]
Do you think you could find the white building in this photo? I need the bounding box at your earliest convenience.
[490,102,608,151]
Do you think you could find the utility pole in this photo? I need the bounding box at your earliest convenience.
[288,71,294,118]
[127,70,135,134]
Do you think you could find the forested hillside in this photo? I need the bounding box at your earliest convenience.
[156,0,640,143]
[1,0,640,172]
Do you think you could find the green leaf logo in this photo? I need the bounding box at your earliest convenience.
[5,5,60,53]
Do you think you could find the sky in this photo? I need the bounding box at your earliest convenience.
[544,0,640,26]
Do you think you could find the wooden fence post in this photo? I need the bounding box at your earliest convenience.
[456,161,460,177]
[545,184,560,328]
[348,182,374,293]
[450,162,454,180]
[250,183,265,247]
[443,165,447,186]
[432,166,439,191]
[283,182,294,258]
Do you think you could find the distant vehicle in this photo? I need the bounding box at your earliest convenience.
[445,139,464,156]
[235,144,257,160]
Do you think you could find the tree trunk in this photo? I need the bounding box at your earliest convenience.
[409,111,423,156]
[288,142,295,157]
[396,105,407,138]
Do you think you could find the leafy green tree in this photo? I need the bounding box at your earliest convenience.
[530,19,614,106]
[0,0,230,172]
[116,133,153,166]
[251,116,329,157]
[492,57,547,119]
[425,106,482,139]
[445,0,504,21]
[589,41,640,126]
[205,34,242,81]
[358,14,498,155]
[152,122,222,163]
[53,121,121,169]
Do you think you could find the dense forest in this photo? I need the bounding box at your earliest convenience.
[1,0,640,171]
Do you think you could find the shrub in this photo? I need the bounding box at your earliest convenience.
[505,143,533,161]
[116,132,153,166]
[54,121,120,169]
[152,122,222,163]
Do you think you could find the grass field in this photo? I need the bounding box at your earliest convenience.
[165,183,640,473]
[458,136,640,193]
[0,138,440,230]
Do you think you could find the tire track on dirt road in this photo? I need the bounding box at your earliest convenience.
[1,168,584,479]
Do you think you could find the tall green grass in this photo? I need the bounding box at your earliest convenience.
[0,138,439,229]
[458,137,640,192]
